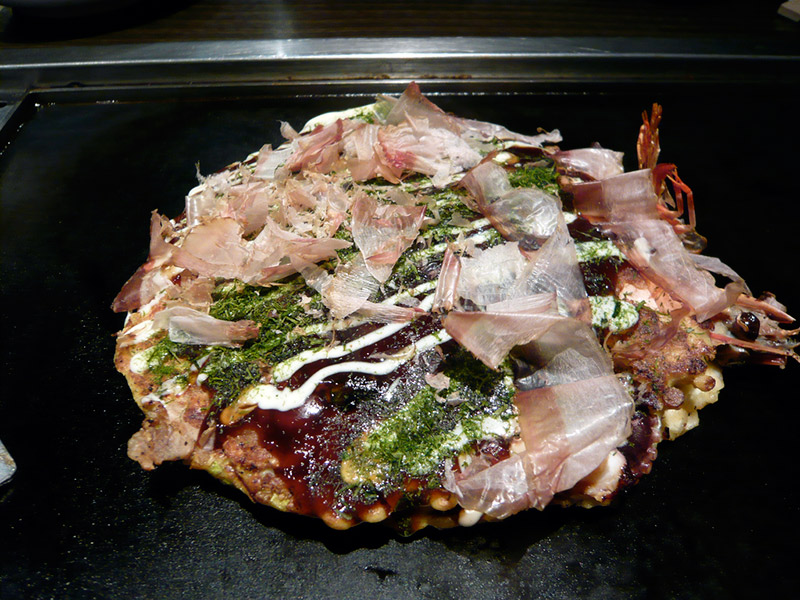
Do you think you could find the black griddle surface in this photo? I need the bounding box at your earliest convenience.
[0,89,798,599]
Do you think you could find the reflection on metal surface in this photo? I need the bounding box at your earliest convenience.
[1,36,799,93]
[0,94,27,150]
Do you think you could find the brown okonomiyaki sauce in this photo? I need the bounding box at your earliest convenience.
[565,215,601,241]
[214,363,510,530]
[218,382,383,522]
[211,305,506,530]
[568,216,629,296]
[210,217,637,530]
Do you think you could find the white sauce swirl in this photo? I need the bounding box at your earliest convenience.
[242,330,452,411]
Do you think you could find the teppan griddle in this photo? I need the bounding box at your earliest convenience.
[1,85,798,599]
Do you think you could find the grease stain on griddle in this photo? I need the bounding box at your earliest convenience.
[364,565,398,581]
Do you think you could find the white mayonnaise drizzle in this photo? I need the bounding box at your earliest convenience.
[273,292,438,381]
[241,329,452,411]
[562,211,578,224]
[129,346,153,374]
[575,240,624,263]
[301,103,378,133]
[458,509,484,527]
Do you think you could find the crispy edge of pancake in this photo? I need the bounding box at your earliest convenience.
[115,326,298,513]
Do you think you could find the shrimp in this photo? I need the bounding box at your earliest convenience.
[637,103,662,171]
[639,105,699,237]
